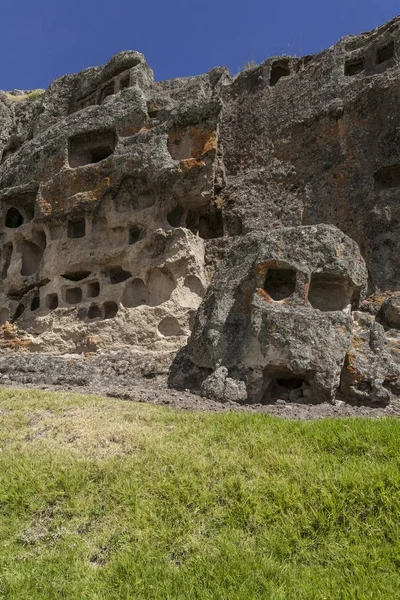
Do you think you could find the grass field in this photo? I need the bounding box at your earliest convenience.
[0,388,399,599]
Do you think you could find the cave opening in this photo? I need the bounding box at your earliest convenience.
[263,268,296,301]
[270,60,290,86]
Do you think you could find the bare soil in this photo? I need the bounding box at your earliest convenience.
[3,375,400,420]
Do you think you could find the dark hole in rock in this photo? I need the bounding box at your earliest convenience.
[270,378,304,403]
[65,287,82,304]
[262,366,306,404]
[30,293,40,311]
[100,81,115,103]
[0,308,9,325]
[344,58,364,76]
[374,164,400,191]
[147,101,159,118]
[5,192,35,224]
[5,207,24,228]
[91,147,114,163]
[122,278,148,307]
[185,209,223,239]
[376,41,394,64]
[270,60,290,86]
[68,218,86,239]
[308,273,353,311]
[104,301,118,319]
[12,303,25,322]
[186,209,199,233]
[21,234,46,276]
[167,205,184,227]
[8,283,37,299]
[68,130,117,168]
[108,266,131,284]
[87,281,100,298]
[198,212,224,239]
[119,74,130,91]
[61,270,91,281]
[264,268,296,301]
[74,90,98,112]
[88,304,102,319]
[2,243,13,279]
[129,226,143,245]
[276,378,304,389]
[46,293,58,310]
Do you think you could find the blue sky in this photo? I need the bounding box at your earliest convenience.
[2,0,399,90]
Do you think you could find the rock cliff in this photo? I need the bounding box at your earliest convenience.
[1,17,400,406]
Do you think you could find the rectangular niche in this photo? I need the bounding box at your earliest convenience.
[65,287,83,304]
[264,267,296,300]
[308,273,354,311]
[376,41,394,65]
[67,218,86,239]
[344,58,364,76]
[116,70,131,92]
[100,81,116,104]
[270,59,290,86]
[75,91,99,112]
[374,164,400,191]
[46,293,58,310]
[68,130,117,168]
[87,281,100,298]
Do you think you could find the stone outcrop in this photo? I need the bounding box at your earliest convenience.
[186,224,372,404]
[1,18,400,406]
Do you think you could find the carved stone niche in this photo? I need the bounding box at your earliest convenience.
[74,68,132,112]
[68,130,117,168]
[2,191,37,229]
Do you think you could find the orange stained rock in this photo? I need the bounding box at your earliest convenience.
[169,126,216,159]
[179,158,206,171]
[0,323,31,349]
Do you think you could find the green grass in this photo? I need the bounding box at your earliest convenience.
[0,388,399,599]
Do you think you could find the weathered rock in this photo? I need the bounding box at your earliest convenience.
[340,312,400,405]
[377,295,400,329]
[201,367,247,403]
[187,224,366,403]
[0,17,400,408]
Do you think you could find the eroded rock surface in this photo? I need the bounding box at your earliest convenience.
[1,19,400,409]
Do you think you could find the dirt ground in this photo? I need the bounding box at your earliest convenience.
[3,375,400,420]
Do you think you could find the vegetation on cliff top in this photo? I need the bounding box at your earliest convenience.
[0,388,399,599]
[4,89,45,102]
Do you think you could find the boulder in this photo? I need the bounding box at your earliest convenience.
[188,224,367,404]
[377,296,400,329]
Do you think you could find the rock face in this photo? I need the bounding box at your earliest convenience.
[187,224,369,404]
[1,19,400,405]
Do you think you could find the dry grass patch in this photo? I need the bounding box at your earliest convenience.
[0,389,170,458]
